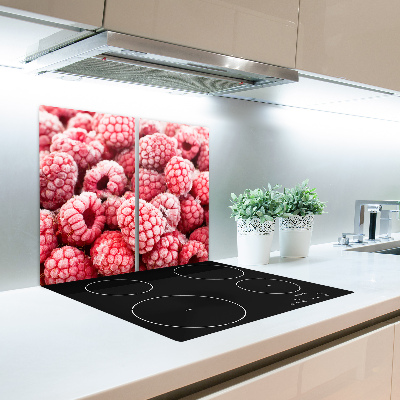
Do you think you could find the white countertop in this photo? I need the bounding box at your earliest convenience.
[2,239,400,400]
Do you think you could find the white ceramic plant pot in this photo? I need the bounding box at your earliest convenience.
[237,218,275,265]
[279,215,314,258]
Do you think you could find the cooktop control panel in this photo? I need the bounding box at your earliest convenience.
[45,261,353,341]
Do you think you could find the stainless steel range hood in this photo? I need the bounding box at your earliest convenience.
[24,31,298,98]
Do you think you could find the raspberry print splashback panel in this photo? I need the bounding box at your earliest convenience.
[39,106,136,286]
[138,119,209,270]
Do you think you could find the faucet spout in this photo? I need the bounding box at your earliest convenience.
[353,200,400,242]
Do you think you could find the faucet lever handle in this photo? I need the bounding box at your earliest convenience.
[338,233,364,245]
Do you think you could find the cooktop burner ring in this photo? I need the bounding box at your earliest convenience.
[131,294,247,329]
[85,279,153,296]
[173,264,244,280]
[236,278,301,294]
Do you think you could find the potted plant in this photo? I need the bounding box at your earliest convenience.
[230,185,283,265]
[279,179,326,258]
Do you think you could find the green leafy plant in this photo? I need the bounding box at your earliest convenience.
[229,184,283,222]
[281,179,326,217]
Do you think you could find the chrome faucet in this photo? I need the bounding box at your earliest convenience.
[339,200,400,244]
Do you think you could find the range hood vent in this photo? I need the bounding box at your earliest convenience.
[25,31,298,97]
[56,55,258,94]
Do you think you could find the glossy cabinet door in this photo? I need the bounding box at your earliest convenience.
[103,0,299,68]
[180,324,394,400]
[296,0,400,91]
[391,322,400,399]
[0,0,104,28]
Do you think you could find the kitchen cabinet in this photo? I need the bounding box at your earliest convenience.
[296,0,400,91]
[391,322,400,399]
[179,323,395,400]
[0,0,105,29]
[103,0,299,68]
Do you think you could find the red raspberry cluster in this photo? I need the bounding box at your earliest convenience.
[39,110,209,285]
[136,119,209,270]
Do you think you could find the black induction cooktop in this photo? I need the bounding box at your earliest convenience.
[44,261,353,341]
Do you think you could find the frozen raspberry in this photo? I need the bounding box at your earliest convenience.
[116,197,137,249]
[203,205,209,225]
[101,145,116,161]
[184,157,195,172]
[179,240,208,265]
[58,192,105,246]
[96,114,135,150]
[175,126,202,160]
[138,133,178,171]
[164,122,185,137]
[39,110,64,151]
[40,264,46,286]
[194,126,209,141]
[103,196,124,229]
[123,190,135,200]
[91,112,104,131]
[83,160,127,199]
[39,150,50,164]
[94,133,116,161]
[133,168,166,202]
[62,128,101,147]
[164,156,194,196]
[44,246,97,285]
[40,209,58,263]
[190,171,209,205]
[117,198,166,254]
[189,226,209,252]
[90,231,134,276]
[170,229,188,250]
[52,128,88,144]
[150,192,181,232]
[139,119,163,137]
[139,257,147,271]
[142,233,180,269]
[40,152,78,211]
[115,147,135,179]
[84,129,98,142]
[67,113,94,131]
[103,191,135,229]
[41,106,79,126]
[197,138,209,171]
[50,128,104,174]
[177,194,204,234]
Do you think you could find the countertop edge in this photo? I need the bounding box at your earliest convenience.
[79,288,400,399]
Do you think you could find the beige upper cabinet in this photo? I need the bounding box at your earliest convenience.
[297,0,400,91]
[103,0,300,68]
[0,0,105,29]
